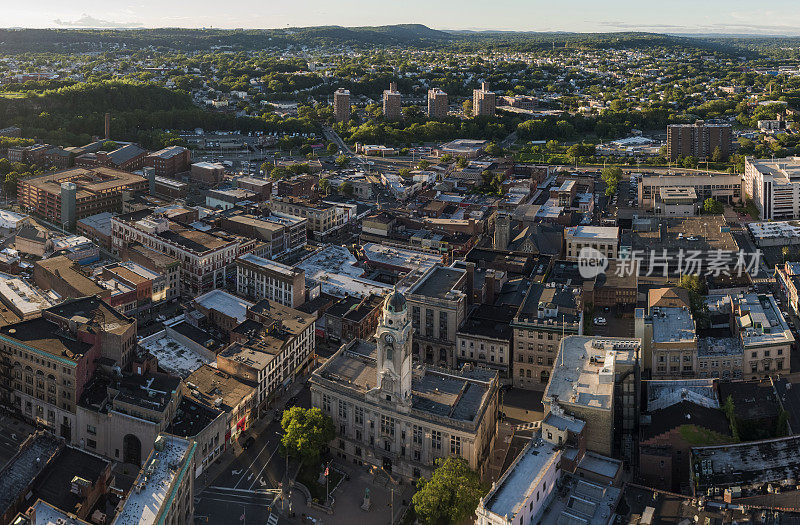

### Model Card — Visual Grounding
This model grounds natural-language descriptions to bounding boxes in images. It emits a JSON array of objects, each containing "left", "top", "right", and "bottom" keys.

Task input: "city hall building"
[{"left": 309, "top": 289, "right": 499, "bottom": 480}]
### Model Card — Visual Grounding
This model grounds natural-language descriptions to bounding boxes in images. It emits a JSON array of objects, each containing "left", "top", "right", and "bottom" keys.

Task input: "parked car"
[
  {"left": 241, "top": 435, "right": 255, "bottom": 450},
  {"left": 593, "top": 317, "right": 607, "bottom": 326}
]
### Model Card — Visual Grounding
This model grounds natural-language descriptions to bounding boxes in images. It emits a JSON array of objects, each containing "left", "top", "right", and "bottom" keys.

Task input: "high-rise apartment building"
[
  {"left": 473, "top": 81, "right": 496, "bottom": 117},
  {"left": 383, "top": 82, "right": 402, "bottom": 121},
  {"left": 333, "top": 88, "right": 351, "bottom": 123},
  {"left": 666, "top": 121, "right": 732, "bottom": 161},
  {"left": 427, "top": 88, "right": 448, "bottom": 119}
]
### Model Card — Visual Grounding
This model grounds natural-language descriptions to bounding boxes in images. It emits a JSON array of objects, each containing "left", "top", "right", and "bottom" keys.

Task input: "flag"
[
  {"left": 324, "top": 467, "right": 329, "bottom": 477},
  {"left": 240, "top": 514, "right": 245, "bottom": 521}
]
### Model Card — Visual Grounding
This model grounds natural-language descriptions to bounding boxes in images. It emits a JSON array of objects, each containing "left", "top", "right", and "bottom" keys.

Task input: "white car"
[{"left": 593, "top": 317, "right": 607, "bottom": 326}]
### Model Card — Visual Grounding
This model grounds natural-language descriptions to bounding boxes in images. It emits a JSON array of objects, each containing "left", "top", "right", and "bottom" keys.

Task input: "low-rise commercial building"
[{"left": 235, "top": 254, "right": 305, "bottom": 307}]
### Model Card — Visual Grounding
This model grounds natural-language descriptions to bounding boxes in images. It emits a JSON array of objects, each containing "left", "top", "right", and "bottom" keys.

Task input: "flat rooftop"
[
  {"left": 238, "top": 253, "right": 301, "bottom": 277},
  {"left": 485, "top": 435, "right": 560, "bottom": 518},
  {"left": 185, "top": 364, "right": 255, "bottom": 412},
  {"left": 113, "top": 435, "right": 195, "bottom": 525},
  {"left": 22, "top": 167, "right": 146, "bottom": 198},
  {"left": 361, "top": 243, "right": 442, "bottom": 272},
  {"left": 315, "top": 340, "right": 495, "bottom": 425},
  {"left": 564, "top": 225, "right": 619, "bottom": 241},
  {"left": 34, "top": 447, "right": 110, "bottom": 516},
  {"left": 0, "top": 317, "right": 91, "bottom": 362},
  {"left": 297, "top": 244, "right": 391, "bottom": 298},
  {"left": 544, "top": 336, "right": 639, "bottom": 411},
  {"left": 408, "top": 266, "right": 465, "bottom": 300},
  {"left": 193, "top": 289, "right": 253, "bottom": 324},
  {"left": 736, "top": 293, "right": 793, "bottom": 347},
  {"left": 0, "top": 433, "right": 62, "bottom": 516},
  {"left": 692, "top": 434, "right": 800, "bottom": 492},
  {"left": 651, "top": 306, "right": 696, "bottom": 344},
  {"left": 138, "top": 327, "right": 215, "bottom": 379}
]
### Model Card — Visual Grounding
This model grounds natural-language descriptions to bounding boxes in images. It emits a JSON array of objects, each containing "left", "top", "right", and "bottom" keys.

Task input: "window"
[
  {"left": 355, "top": 406, "right": 364, "bottom": 425},
  {"left": 431, "top": 430, "right": 442, "bottom": 450},
  {"left": 87, "top": 425, "right": 96, "bottom": 435},
  {"left": 87, "top": 439, "right": 97, "bottom": 449},
  {"left": 381, "top": 415, "right": 396, "bottom": 436},
  {"left": 412, "top": 425, "right": 422, "bottom": 445},
  {"left": 338, "top": 400, "right": 348, "bottom": 419},
  {"left": 450, "top": 435, "right": 461, "bottom": 456},
  {"left": 322, "top": 394, "right": 331, "bottom": 412}
]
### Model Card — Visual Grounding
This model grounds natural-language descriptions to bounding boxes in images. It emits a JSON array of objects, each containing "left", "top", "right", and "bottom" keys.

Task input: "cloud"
[
  {"left": 53, "top": 14, "right": 143, "bottom": 28},
  {"left": 595, "top": 18, "right": 800, "bottom": 36}
]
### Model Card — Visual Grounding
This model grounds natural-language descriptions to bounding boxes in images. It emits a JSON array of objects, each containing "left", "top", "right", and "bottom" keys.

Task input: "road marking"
[
  {"left": 196, "top": 496, "right": 273, "bottom": 506},
  {"left": 233, "top": 439, "right": 273, "bottom": 489},
  {"left": 247, "top": 443, "right": 281, "bottom": 490},
  {"left": 268, "top": 514, "right": 279, "bottom": 525}
]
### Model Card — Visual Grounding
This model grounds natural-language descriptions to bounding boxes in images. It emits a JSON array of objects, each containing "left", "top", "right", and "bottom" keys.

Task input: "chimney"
[
  {"left": 389, "top": 82, "right": 397, "bottom": 92},
  {"left": 481, "top": 81, "right": 490, "bottom": 91},
  {"left": 104, "top": 112, "right": 111, "bottom": 140}
]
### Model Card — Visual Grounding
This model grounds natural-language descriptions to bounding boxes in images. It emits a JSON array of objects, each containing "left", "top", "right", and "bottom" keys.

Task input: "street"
[{"left": 195, "top": 386, "right": 311, "bottom": 524}]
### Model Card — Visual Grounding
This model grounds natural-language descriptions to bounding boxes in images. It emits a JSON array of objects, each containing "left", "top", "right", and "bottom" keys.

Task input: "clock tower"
[{"left": 374, "top": 287, "right": 413, "bottom": 406}]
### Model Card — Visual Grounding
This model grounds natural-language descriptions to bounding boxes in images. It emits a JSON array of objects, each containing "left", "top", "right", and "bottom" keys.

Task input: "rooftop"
[
  {"left": 185, "top": 364, "right": 255, "bottom": 412},
  {"left": 33, "top": 447, "right": 110, "bottom": 516},
  {"left": 138, "top": 326, "right": 215, "bottom": 379},
  {"left": 193, "top": 289, "right": 253, "bottom": 324},
  {"left": 692, "top": 434, "right": 800, "bottom": 492},
  {"left": 0, "top": 317, "right": 91, "bottom": 362},
  {"left": 113, "top": 435, "right": 195, "bottom": 525},
  {"left": 0, "top": 433, "right": 62, "bottom": 516},
  {"left": 407, "top": 265, "right": 466, "bottom": 301},
  {"left": 315, "top": 340, "right": 496, "bottom": 425},
  {"left": 23, "top": 167, "right": 146, "bottom": 198},
  {"left": 237, "top": 253, "right": 301, "bottom": 277},
  {"left": 645, "top": 379, "right": 719, "bottom": 412},
  {"left": 296, "top": 244, "right": 391, "bottom": 298},
  {"left": 735, "top": 293, "right": 793, "bottom": 347},
  {"left": 485, "top": 435, "right": 561, "bottom": 519},
  {"left": 361, "top": 243, "right": 442, "bottom": 272},
  {"left": 515, "top": 281, "right": 582, "bottom": 325},
  {"left": 650, "top": 306, "right": 697, "bottom": 344},
  {"left": 564, "top": 225, "right": 619, "bottom": 241},
  {"left": 544, "top": 336, "right": 639, "bottom": 411}
]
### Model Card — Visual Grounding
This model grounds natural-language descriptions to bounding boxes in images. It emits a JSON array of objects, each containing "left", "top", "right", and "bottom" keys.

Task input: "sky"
[{"left": 4, "top": 0, "right": 800, "bottom": 36}]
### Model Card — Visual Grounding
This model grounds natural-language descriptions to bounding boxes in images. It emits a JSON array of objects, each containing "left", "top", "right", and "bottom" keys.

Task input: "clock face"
[{"left": 384, "top": 333, "right": 395, "bottom": 344}]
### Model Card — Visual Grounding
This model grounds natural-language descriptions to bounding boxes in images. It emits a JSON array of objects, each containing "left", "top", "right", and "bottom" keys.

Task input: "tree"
[
  {"left": 340, "top": 181, "right": 354, "bottom": 196},
  {"left": 682, "top": 156, "right": 698, "bottom": 169},
  {"left": 601, "top": 166, "right": 623, "bottom": 197},
  {"left": 462, "top": 99, "right": 473, "bottom": 116},
  {"left": 703, "top": 198, "right": 723, "bottom": 214},
  {"left": 417, "top": 159, "right": 430, "bottom": 170},
  {"left": 456, "top": 156, "right": 468, "bottom": 169},
  {"left": 398, "top": 168, "right": 411, "bottom": 178},
  {"left": 318, "top": 178, "right": 331, "bottom": 196},
  {"left": 412, "top": 457, "right": 485, "bottom": 525},
  {"left": 440, "top": 154, "right": 453, "bottom": 163},
  {"left": 326, "top": 143, "right": 339, "bottom": 155},
  {"left": 270, "top": 166, "right": 291, "bottom": 180},
  {"left": 101, "top": 140, "right": 118, "bottom": 151},
  {"left": 485, "top": 142, "right": 503, "bottom": 156},
  {"left": 335, "top": 154, "right": 350, "bottom": 167},
  {"left": 711, "top": 146, "right": 726, "bottom": 163},
  {"left": 280, "top": 407, "right": 334, "bottom": 467}
]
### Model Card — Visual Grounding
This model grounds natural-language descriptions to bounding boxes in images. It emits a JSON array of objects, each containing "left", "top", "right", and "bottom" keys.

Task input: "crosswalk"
[{"left": 267, "top": 513, "right": 279, "bottom": 525}]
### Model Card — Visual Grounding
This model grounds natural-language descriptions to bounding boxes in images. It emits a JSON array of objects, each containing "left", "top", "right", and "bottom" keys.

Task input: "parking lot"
[{"left": 589, "top": 306, "right": 635, "bottom": 339}]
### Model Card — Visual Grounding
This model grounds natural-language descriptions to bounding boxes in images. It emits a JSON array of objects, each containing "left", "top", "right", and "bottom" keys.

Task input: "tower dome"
[{"left": 385, "top": 288, "right": 407, "bottom": 314}]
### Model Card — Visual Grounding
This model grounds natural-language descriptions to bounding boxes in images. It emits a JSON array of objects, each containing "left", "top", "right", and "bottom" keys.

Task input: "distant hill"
[{"left": 0, "top": 24, "right": 452, "bottom": 53}]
